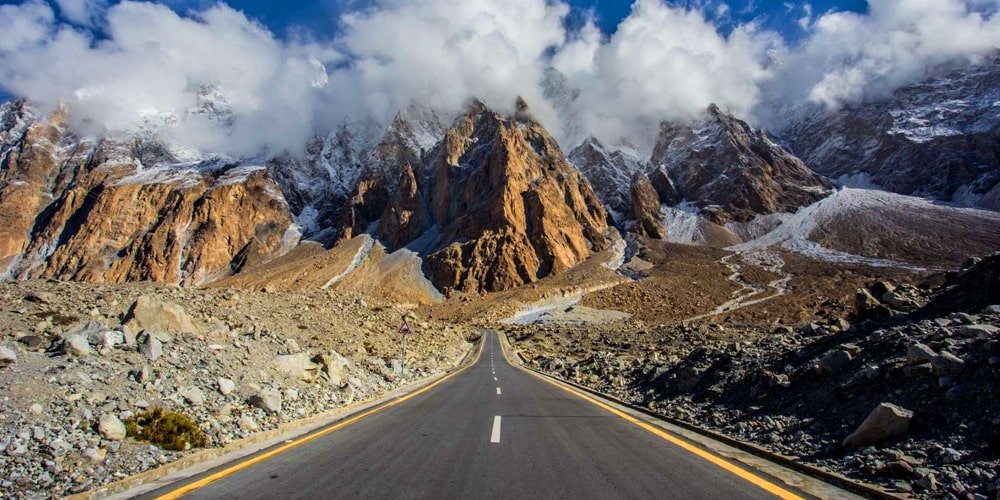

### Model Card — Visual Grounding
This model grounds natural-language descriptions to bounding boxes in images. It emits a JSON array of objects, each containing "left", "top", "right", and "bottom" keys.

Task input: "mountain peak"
[{"left": 650, "top": 109, "right": 833, "bottom": 224}]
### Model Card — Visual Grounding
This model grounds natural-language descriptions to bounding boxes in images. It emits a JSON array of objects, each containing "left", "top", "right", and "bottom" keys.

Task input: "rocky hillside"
[
  {"left": 783, "top": 57, "right": 1000, "bottom": 210},
  {"left": 508, "top": 256, "right": 1000, "bottom": 498},
  {"left": 0, "top": 101, "right": 295, "bottom": 286},
  {"left": 0, "top": 280, "right": 471, "bottom": 497},
  {"left": 421, "top": 99, "right": 611, "bottom": 294}
]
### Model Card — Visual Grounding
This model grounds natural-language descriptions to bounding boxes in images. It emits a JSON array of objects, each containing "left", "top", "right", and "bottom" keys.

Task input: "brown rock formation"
[
  {"left": 0, "top": 101, "right": 294, "bottom": 286},
  {"left": 422, "top": 99, "right": 610, "bottom": 294},
  {"left": 630, "top": 173, "right": 666, "bottom": 239}
]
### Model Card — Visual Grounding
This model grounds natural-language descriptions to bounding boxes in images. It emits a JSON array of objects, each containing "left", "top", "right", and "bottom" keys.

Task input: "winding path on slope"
[{"left": 682, "top": 250, "right": 792, "bottom": 323}]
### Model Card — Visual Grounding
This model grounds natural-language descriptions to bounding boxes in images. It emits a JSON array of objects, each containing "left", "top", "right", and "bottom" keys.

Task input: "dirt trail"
[{"left": 683, "top": 250, "right": 791, "bottom": 322}]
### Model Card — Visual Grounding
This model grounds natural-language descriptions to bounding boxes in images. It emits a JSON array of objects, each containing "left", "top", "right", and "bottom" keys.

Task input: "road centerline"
[{"left": 491, "top": 416, "right": 502, "bottom": 443}]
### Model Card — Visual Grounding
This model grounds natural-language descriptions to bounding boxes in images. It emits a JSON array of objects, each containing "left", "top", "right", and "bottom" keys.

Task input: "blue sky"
[
  {"left": 2, "top": 0, "right": 870, "bottom": 42},
  {"left": 207, "top": 0, "right": 864, "bottom": 40}
]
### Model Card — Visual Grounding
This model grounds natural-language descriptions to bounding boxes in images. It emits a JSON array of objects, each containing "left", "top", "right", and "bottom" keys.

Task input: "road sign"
[
  {"left": 398, "top": 321, "right": 413, "bottom": 335},
  {"left": 398, "top": 320, "right": 413, "bottom": 378}
]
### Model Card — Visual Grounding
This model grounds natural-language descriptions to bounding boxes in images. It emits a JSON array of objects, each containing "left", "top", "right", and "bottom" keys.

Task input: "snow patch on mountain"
[{"left": 660, "top": 202, "right": 703, "bottom": 244}]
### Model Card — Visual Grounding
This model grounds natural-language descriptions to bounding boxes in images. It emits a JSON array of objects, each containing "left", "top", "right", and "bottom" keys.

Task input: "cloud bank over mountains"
[{"left": 1, "top": 0, "right": 998, "bottom": 156}]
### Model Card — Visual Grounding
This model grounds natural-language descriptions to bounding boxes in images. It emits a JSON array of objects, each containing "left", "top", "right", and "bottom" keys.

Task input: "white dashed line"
[
  {"left": 491, "top": 415, "right": 502, "bottom": 443},
  {"left": 494, "top": 377, "right": 497, "bottom": 381},
  {"left": 496, "top": 387, "right": 501, "bottom": 395}
]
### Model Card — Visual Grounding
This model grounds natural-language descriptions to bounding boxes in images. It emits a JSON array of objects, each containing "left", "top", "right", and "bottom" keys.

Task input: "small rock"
[
  {"left": 29, "top": 403, "right": 43, "bottom": 414},
  {"left": 906, "top": 343, "right": 938, "bottom": 365},
  {"left": 218, "top": 378, "right": 235, "bottom": 396},
  {"left": 818, "top": 350, "right": 852, "bottom": 375},
  {"left": 139, "top": 334, "right": 163, "bottom": 361},
  {"left": 24, "top": 291, "right": 54, "bottom": 304},
  {"left": 0, "top": 346, "right": 16, "bottom": 367},
  {"left": 62, "top": 334, "right": 92, "bottom": 357},
  {"left": 97, "top": 414, "right": 127, "bottom": 441},
  {"left": 932, "top": 351, "right": 965, "bottom": 374},
  {"left": 132, "top": 365, "right": 151, "bottom": 383},
  {"left": 16, "top": 335, "right": 47, "bottom": 351},
  {"left": 82, "top": 447, "right": 107, "bottom": 464},
  {"left": 237, "top": 415, "right": 258, "bottom": 432},
  {"left": 179, "top": 386, "right": 206, "bottom": 406}
]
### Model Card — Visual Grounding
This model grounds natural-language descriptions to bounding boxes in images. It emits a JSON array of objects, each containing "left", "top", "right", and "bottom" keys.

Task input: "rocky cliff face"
[
  {"left": 783, "top": 58, "right": 1000, "bottom": 209},
  {"left": 341, "top": 106, "right": 444, "bottom": 246},
  {"left": 629, "top": 173, "right": 666, "bottom": 239},
  {"left": 421, "top": 99, "right": 610, "bottom": 294},
  {"left": 650, "top": 105, "right": 834, "bottom": 224},
  {"left": 0, "top": 101, "right": 295, "bottom": 286},
  {"left": 568, "top": 137, "right": 645, "bottom": 223}
]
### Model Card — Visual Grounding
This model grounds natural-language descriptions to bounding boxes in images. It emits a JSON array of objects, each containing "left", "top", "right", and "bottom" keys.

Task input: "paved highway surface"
[{"left": 143, "top": 331, "right": 813, "bottom": 499}]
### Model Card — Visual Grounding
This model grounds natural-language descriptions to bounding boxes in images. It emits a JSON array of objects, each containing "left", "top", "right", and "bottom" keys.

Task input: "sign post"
[{"left": 398, "top": 317, "right": 413, "bottom": 377}]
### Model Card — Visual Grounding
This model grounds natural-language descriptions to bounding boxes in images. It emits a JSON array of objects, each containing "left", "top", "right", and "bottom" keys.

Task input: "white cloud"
[
  {"left": 0, "top": 0, "right": 998, "bottom": 158},
  {"left": 559, "top": 0, "right": 780, "bottom": 149},
  {"left": 775, "top": 0, "right": 1000, "bottom": 113},
  {"left": 797, "top": 3, "right": 813, "bottom": 30},
  {"left": 0, "top": 1, "right": 337, "bottom": 156},
  {"left": 54, "top": 0, "right": 108, "bottom": 27},
  {"left": 0, "top": 0, "right": 53, "bottom": 52},
  {"left": 328, "top": 0, "right": 569, "bottom": 130}
]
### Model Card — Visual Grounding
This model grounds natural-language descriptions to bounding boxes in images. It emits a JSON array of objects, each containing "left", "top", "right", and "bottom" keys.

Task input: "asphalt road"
[{"left": 145, "top": 331, "right": 810, "bottom": 500}]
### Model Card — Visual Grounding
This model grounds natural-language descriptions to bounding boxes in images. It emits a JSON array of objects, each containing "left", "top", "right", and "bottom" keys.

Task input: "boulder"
[
  {"left": 93, "top": 330, "right": 124, "bottom": 353},
  {"left": 315, "top": 351, "right": 350, "bottom": 387},
  {"left": 882, "top": 291, "right": 918, "bottom": 312},
  {"left": 97, "top": 414, "right": 127, "bottom": 441},
  {"left": 124, "top": 295, "right": 200, "bottom": 334},
  {"left": 248, "top": 389, "right": 282, "bottom": 414},
  {"left": 274, "top": 352, "right": 320, "bottom": 382},
  {"left": 960, "top": 324, "right": 998, "bottom": 338},
  {"left": 843, "top": 403, "right": 914, "bottom": 449},
  {"left": 903, "top": 363, "right": 933, "bottom": 378},
  {"left": 855, "top": 288, "right": 890, "bottom": 319}
]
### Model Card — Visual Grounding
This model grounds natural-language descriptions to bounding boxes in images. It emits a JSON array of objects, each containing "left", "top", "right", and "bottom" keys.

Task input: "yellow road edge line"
[
  {"left": 155, "top": 338, "right": 485, "bottom": 500},
  {"left": 497, "top": 332, "right": 805, "bottom": 500}
]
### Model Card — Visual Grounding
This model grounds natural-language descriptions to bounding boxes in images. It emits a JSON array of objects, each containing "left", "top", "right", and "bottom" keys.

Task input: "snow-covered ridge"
[{"left": 731, "top": 188, "right": 1000, "bottom": 269}]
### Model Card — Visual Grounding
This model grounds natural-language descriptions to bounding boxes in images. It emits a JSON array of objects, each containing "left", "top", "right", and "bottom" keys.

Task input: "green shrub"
[{"left": 124, "top": 407, "right": 208, "bottom": 451}]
